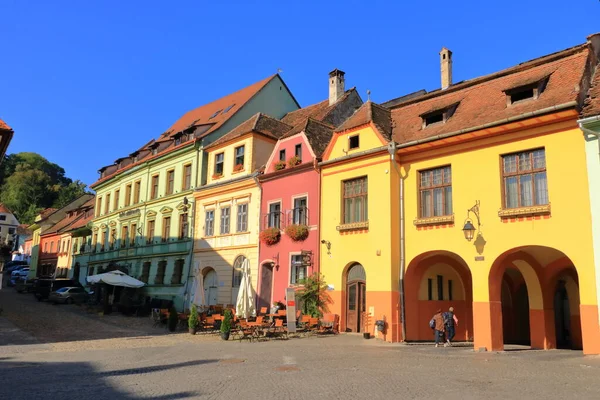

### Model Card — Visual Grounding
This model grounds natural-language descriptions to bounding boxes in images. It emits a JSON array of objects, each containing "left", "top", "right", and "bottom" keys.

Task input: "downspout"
[
  {"left": 182, "top": 196, "right": 196, "bottom": 311},
  {"left": 252, "top": 172, "right": 263, "bottom": 307},
  {"left": 578, "top": 115, "right": 600, "bottom": 159},
  {"left": 387, "top": 141, "right": 406, "bottom": 342}
]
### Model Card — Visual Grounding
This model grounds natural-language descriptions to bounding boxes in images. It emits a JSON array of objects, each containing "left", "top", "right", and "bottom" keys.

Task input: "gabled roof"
[
  {"left": 0, "top": 203, "right": 13, "bottom": 214},
  {"left": 0, "top": 118, "right": 12, "bottom": 131},
  {"left": 335, "top": 101, "right": 392, "bottom": 140},
  {"left": 39, "top": 208, "right": 58, "bottom": 220},
  {"left": 389, "top": 44, "right": 591, "bottom": 144},
  {"left": 204, "top": 113, "right": 292, "bottom": 150},
  {"left": 294, "top": 118, "right": 335, "bottom": 157},
  {"left": 281, "top": 88, "right": 359, "bottom": 128},
  {"left": 582, "top": 66, "right": 600, "bottom": 118}
]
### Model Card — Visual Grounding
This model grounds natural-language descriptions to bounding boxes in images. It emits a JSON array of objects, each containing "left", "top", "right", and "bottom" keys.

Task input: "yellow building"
[
  {"left": 192, "top": 113, "right": 292, "bottom": 307},
  {"left": 320, "top": 37, "right": 600, "bottom": 354}
]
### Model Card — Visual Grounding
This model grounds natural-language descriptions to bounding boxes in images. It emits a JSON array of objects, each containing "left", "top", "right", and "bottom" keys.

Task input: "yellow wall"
[
  {"left": 402, "top": 121, "right": 598, "bottom": 306},
  {"left": 56, "top": 232, "right": 73, "bottom": 270}
]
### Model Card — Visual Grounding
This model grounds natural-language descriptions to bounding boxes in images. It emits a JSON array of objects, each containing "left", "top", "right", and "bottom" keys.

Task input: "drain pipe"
[
  {"left": 252, "top": 172, "right": 263, "bottom": 307},
  {"left": 388, "top": 141, "right": 406, "bottom": 342},
  {"left": 578, "top": 115, "right": 600, "bottom": 159}
]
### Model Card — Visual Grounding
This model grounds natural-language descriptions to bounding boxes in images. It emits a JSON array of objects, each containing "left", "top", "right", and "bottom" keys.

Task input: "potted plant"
[
  {"left": 220, "top": 309, "right": 233, "bottom": 340},
  {"left": 212, "top": 173, "right": 223, "bottom": 180},
  {"left": 285, "top": 224, "right": 309, "bottom": 242},
  {"left": 287, "top": 156, "right": 301, "bottom": 167},
  {"left": 188, "top": 304, "right": 199, "bottom": 335},
  {"left": 274, "top": 160, "right": 286, "bottom": 171},
  {"left": 260, "top": 227, "right": 281, "bottom": 246},
  {"left": 233, "top": 163, "right": 244, "bottom": 172},
  {"left": 168, "top": 306, "right": 178, "bottom": 332}
]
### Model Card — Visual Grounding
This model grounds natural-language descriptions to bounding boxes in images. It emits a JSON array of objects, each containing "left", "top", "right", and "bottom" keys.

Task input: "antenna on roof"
[{"left": 367, "top": 89, "right": 371, "bottom": 101}]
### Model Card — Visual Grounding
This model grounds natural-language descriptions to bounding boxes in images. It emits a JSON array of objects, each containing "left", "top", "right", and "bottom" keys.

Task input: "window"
[
  {"left": 125, "top": 184, "right": 132, "bottom": 207},
  {"left": 162, "top": 217, "right": 171, "bottom": 242},
  {"left": 109, "top": 228, "right": 116, "bottom": 249},
  {"left": 506, "top": 79, "right": 547, "bottom": 106},
  {"left": 140, "top": 262, "right": 150, "bottom": 283},
  {"left": 89, "top": 266, "right": 95, "bottom": 276},
  {"left": 437, "top": 275, "right": 443, "bottom": 300},
  {"left": 232, "top": 256, "right": 245, "bottom": 287},
  {"left": 205, "top": 210, "right": 215, "bottom": 236},
  {"left": 183, "top": 164, "right": 192, "bottom": 190},
  {"left": 44, "top": 242, "right": 48, "bottom": 253},
  {"left": 290, "top": 254, "right": 306, "bottom": 285},
  {"left": 342, "top": 177, "right": 368, "bottom": 224},
  {"left": 234, "top": 146, "right": 245, "bottom": 167},
  {"left": 8, "top": 227, "right": 15, "bottom": 235},
  {"left": 155, "top": 260, "right": 166, "bottom": 284},
  {"left": 130, "top": 223, "right": 137, "bottom": 246},
  {"left": 151, "top": 175, "right": 159, "bottom": 199},
  {"left": 114, "top": 189, "right": 120, "bottom": 210},
  {"left": 349, "top": 135, "right": 360, "bottom": 150},
  {"left": 268, "top": 202, "right": 281, "bottom": 228},
  {"left": 133, "top": 181, "right": 141, "bottom": 203},
  {"left": 152, "top": 146, "right": 158, "bottom": 156},
  {"left": 209, "top": 110, "right": 222, "bottom": 119},
  {"left": 295, "top": 144, "right": 302, "bottom": 161},
  {"left": 223, "top": 104, "right": 235, "bottom": 114},
  {"left": 220, "top": 207, "right": 230, "bottom": 234},
  {"left": 427, "top": 278, "right": 433, "bottom": 301},
  {"left": 419, "top": 166, "right": 452, "bottom": 218},
  {"left": 424, "top": 111, "right": 444, "bottom": 126},
  {"left": 121, "top": 226, "right": 129, "bottom": 248},
  {"left": 171, "top": 259, "right": 184, "bottom": 284},
  {"left": 279, "top": 149, "right": 286, "bottom": 161},
  {"left": 166, "top": 170, "right": 175, "bottom": 195},
  {"left": 96, "top": 197, "right": 102, "bottom": 216},
  {"left": 293, "top": 197, "right": 307, "bottom": 225},
  {"left": 92, "top": 233, "right": 98, "bottom": 248},
  {"left": 105, "top": 194, "right": 111, "bottom": 214},
  {"left": 147, "top": 220, "right": 155, "bottom": 244},
  {"left": 214, "top": 153, "right": 224, "bottom": 176},
  {"left": 179, "top": 213, "right": 189, "bottom": 239},
  {"left": 448, "top": 280, "right": 453, "bottom": 301},
  {"left": 237, "top": 204, "right": 248, "bottom": 232},
  {"left": 421, "top": 103, "right": 458, "bottom": 128},
  {"left": 0, "top": 215, "right": 5, "bottom": 221},
  {"left": 174, "top": 136, "right": 181, "bottom": 146},
  {"left": 502, "top": 149, "right": 548, "bottom": 208}
]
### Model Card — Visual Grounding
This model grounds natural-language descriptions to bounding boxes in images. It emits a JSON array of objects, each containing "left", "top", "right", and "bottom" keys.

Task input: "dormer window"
[
  {"left": 505, "top": 77, "right": 549, "bottom": 106},
  {"left": 174, "top": 137, "right": 181, "bottom": 146},
  {"left": 421, "top": 103, "right": 459, "bottom": 129},
  {"left": 349, "top": 135, "right": 360, "bottom": 150}
]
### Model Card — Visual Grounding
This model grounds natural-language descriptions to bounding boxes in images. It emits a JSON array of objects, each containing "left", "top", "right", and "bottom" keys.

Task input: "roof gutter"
[
  {"left": 318, "top": 146, "right": 389, "bottom": 167},
  {"left": 577, "top": 115, "right": 600, "bottom": 159},
  {"left": 395, "top": 101, "right": 578, "bottom": 150}
]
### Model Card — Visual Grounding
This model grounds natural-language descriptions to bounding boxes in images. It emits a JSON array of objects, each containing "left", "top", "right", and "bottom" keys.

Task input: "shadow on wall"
[{"left": 0, "top": 359, "right": 213, "bottom": 399}]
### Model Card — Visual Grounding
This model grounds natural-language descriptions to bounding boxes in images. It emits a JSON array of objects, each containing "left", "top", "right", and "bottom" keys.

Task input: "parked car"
[
  {"left": 9, "top": 268, "right": 29, "bottom": 286},
  {"left": 34, "top": 278, "right": 79, "bottom": 301},
  {"left": 3, "top": 261, "right": 29, "bottom": 274},
  {"left": 16, "top": 278, "right": 37, "bottom": 293},
  {"left": 48, "top": 287, "right": 89, "bottom": 304}
]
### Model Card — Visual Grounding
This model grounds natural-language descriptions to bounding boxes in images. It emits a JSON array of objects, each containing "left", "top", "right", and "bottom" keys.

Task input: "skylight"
[
  {"left": 223, "top": 104, "right": 235, "bottom": 114},
  {"left": 505, "top": 76, "right": 549, "bottom": 106},
  {"left": 209, "top": 110, "right": 222, "bottom": 119}
]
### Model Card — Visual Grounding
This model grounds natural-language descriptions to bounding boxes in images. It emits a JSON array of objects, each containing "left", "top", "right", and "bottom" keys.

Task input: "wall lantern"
[
  {"left": 462, "top": 201, "right": 481, "bottom": 242},
  {"left": 321, "top": 239, "right": 331, "bottom": 255}
]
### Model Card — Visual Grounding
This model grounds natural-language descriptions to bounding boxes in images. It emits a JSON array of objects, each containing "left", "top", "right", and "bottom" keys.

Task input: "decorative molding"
[
  {"left": 498, "top": 204, "right": 551, "bottom": 218},
  {"left": 413, "top": 215, "right": 455, "bottom": 227},
  {"left": 108, "top": 220, "right": 117, "bottom": 227},
  {"left": 336, "top": 221, "right": 369, "bottom": 232},
  {"left": 160, "top": 206, "right": 174, "bottom": 215},
  {"left": 146, "top": 210, "right": 157, "bottom": 218}
]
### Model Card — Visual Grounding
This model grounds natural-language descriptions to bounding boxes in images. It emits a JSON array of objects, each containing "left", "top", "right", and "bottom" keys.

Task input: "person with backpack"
[
  {"left": 442, "top": 307, "right": 459, "bottom": 347},
  {"left": 430, "top": 309, "right": 445, "bottom": 347}
]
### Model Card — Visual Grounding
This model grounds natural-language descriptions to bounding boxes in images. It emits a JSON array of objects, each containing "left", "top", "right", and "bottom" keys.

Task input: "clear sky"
[{"left": 1, "top": 0, "right": 598, "bottom": 187}]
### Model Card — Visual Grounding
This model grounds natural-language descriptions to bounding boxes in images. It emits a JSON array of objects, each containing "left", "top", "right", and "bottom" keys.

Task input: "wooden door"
[
  {"left": 346, "top": 281, "right": 366, "bottom": 333},
  {"left": 258, "top": 264, "right": 273, "bottom": 312}
]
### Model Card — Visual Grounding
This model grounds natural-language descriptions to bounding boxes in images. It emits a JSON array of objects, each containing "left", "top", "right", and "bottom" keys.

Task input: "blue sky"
[{"left": 1, "top": 0, "right": 598, "bottom": 186}]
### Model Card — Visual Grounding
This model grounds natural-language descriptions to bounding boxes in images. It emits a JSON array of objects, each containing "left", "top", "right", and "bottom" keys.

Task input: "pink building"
[{"left": 257, "top": 70, "right": 362, "bottom": 310}]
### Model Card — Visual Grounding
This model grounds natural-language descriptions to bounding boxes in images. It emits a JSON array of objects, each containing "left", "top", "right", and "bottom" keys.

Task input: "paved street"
[{"left": 1, "top": 288, "right": 600, "bottom": 400}]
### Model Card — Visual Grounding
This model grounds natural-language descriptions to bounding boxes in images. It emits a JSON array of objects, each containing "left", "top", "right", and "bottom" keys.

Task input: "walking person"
[
  {"left": 430, "top": 309, "right": 445, "bottom": 348},
  {"left": 442, "top": 306, "right": 459, "bottom": 347}
]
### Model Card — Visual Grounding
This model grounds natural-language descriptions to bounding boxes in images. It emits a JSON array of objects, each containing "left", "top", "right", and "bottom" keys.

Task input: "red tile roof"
[
  {"left": 0, "top": 118, "right": 11, "bottom": 131},
  {"left": 389, "top": 44, "right": 591, "bottom": 144},
  {"left": 204, "top": 113, "right": 292, "bottom": 150},
  {"left": 0, "top": 203, "right": 12, "bottom": 214},
  {"left": 91, "top": 75, "right": 280, "bottom": 188},
  {"left": 335, "top": 101, "right": 392, "bottom": 140},
  {"left": 39, "top": 208, "right": 58, "bottom": 220},
  {"left": 583, "top": 66, "right": 600, "bottom": 118}
]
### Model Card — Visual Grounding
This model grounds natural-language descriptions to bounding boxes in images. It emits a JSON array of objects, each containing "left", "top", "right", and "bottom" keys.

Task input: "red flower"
[
  {"left": 285, "top": 224, "right": 309, "bottom": 242},
  {"left": 260, "top": 227, "right": 281, "bottom": 246}
]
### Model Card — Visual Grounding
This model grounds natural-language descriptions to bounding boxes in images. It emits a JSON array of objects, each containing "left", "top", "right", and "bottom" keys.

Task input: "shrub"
[
  {"left": 220, "top": 309, "right": 233, "bottom": 333},
  {"left": 168, "top": 306, "right": 178, "bottom": 332},
  {"left": 287, "top": 156, "right": 301, "bottom": 167},
  {"left": 274, "top": 160, "right": 286, "bottom": 171},
  {"left": 188, "top": 304, "right": 199, "bottom": 329},
  {"left": 260, "top": 227, "right": 281, "bottom": 246},
  {"left": 285, "top": 224, "right": 309, "bottom": 241}
]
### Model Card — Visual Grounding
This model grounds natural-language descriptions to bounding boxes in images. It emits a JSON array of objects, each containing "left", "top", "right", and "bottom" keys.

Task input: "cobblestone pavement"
[{"left": 1, "top": 288, "right": 600, "bottom": 400}]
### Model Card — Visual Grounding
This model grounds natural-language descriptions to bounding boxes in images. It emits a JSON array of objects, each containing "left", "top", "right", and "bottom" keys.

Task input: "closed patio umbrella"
[
  {"left": 235, "top": 259, "right": 256, "bottom": 319},
  {"left": 86, "top": 270, "right": 145, "bottom": 288},
  {"left": 193, "top": 272, "right": 206, "bottom": 307}
]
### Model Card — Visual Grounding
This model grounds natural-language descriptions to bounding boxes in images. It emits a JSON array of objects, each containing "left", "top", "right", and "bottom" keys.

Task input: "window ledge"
[
  {"left": 336, "top": 221, "right": 369, "bottom": 232},
  {"left": 232, "top": 168, "right": 246, "bottom": 175},
  {"left": 413, "top": 215, "right": 454, "bottom": 227},
  {"left": 498, "top": 204, "right": 551, "bottom": 218}
]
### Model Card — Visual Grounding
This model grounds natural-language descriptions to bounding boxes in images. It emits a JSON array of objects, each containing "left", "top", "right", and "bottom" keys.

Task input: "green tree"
[
  {"left": 53, "top": 180, "right": 88, "bottom": 209},
  {"left": 296, "top": 273, "right": 332, "bottom": 318}
]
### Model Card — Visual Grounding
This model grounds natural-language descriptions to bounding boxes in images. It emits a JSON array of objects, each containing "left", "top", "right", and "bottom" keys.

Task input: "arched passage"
[
  {"left": 405, "top": 251, "right": 473, "bottom": 342},
  {"left": 201, "top": 267, "right": 218, "bottom": 306}
]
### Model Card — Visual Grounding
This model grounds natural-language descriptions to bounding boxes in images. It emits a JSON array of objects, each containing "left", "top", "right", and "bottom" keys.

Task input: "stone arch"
[{"left": 405, "top": 251, "right": 473, "bottom": 342}]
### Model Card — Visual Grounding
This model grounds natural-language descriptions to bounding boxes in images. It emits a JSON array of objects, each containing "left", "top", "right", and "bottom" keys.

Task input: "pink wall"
[{"left": 258, "top": 134, "right": 321, "bottom": 309}]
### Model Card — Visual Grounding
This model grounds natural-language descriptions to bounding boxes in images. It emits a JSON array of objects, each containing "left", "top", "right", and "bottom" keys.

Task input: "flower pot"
[
  {"left": 220, "top": 331, "right": 230, "bottom": 341},
  {"left": 363, "top": 332, "right": 371, "bottom": 339},
  {"left": 189, "top": 327, "right": 197, "bottom": 335}
]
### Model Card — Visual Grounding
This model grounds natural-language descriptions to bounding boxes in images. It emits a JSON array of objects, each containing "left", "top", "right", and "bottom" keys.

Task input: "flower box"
[
  {"left": 212, "top": 173, "right": 223, "bottom": 180},
  {"left": 260, "top": 227, "right": 281, "bottom": 246},
  {"left": 287, "top": 156, "right": 301, "bottom": 167},
  {"left": 233, "top": 164, "right": 244, "bottom": 172},
  {"left": 274, "top": 160, "right": 286, "bottom": 171},
  {"left": 285, "top": 224, "right": 309, "bottom": 242}
]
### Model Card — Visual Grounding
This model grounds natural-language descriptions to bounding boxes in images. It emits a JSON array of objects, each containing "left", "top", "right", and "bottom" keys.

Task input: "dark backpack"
[
  {"left": 429, "top": 317, "right": 436, "bottom": 329},
  {"left": 443, "top": 312, "right": 454, "bottom": 327}
]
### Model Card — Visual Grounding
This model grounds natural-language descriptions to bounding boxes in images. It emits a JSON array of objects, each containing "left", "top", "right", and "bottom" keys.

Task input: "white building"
[{"left": 0, "top": 203, "right": 20, "bottom": 247}]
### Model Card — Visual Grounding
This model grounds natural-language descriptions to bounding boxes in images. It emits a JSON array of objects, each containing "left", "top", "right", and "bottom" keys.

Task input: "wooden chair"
[
  {"left": 151, "top": 309, "right": 163, "bottom": 327},
  {"left": 233, "top": 320, "right": 256, "bottom": 342},
  {"left": 271, "top": 318, "right": 288, "bottom": 339},
  {"left": 260, "top": 307, "right": 268, "bottom": 315},
  {"left": 308, "top": 317, "right": 319, "bottom": 334},
  {"left": 319, "top": 314, "right": 339, "bottom": 334},
  {"left": 277, "top": 310, "right": 286, "bottom": 317}
]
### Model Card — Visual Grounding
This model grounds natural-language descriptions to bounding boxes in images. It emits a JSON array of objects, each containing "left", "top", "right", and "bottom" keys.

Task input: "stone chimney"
[
  {"left": 329, "top": 69, "right": 346, "bottom": 105},
  {"left": 588, "top": 33, "right": 600, "bottom": 61},
  {"left": 440, "top": 47, "right": 453, "bottom": 90}
]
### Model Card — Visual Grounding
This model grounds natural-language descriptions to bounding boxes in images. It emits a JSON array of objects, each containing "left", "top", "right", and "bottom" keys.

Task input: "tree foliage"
[
  {"left": 296, "top": 273, "right": 332, "bottom": 318},
  {"left": 0, "top": 152, "right": 89, "bottom": 224}
]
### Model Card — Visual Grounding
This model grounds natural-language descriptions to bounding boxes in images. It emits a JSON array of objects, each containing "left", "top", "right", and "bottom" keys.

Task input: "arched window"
[{"left": 232, "top": 255, "right": 246, "bottom": 287}]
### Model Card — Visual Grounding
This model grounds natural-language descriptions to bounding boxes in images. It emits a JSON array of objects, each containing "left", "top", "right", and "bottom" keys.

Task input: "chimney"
[
  {"left": 440, "top": 47, "right": 453, "bottom": 90},
  {"left": 588, "top": 33, "right": 600, "bottom": 61},
  {"left": 329, "top": 69, "right": 346, "bottom": 105}
]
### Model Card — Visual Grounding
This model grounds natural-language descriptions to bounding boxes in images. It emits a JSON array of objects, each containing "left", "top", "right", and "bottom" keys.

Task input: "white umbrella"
[
  {"left": 193, "top": 271, "right": 206, "bottom": 307},
  {"left": 87, "top": 270, "right": 145, "bottom": 288},
  {"left": 235, "top": 259, "right": 256, "bottom": 319}
]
